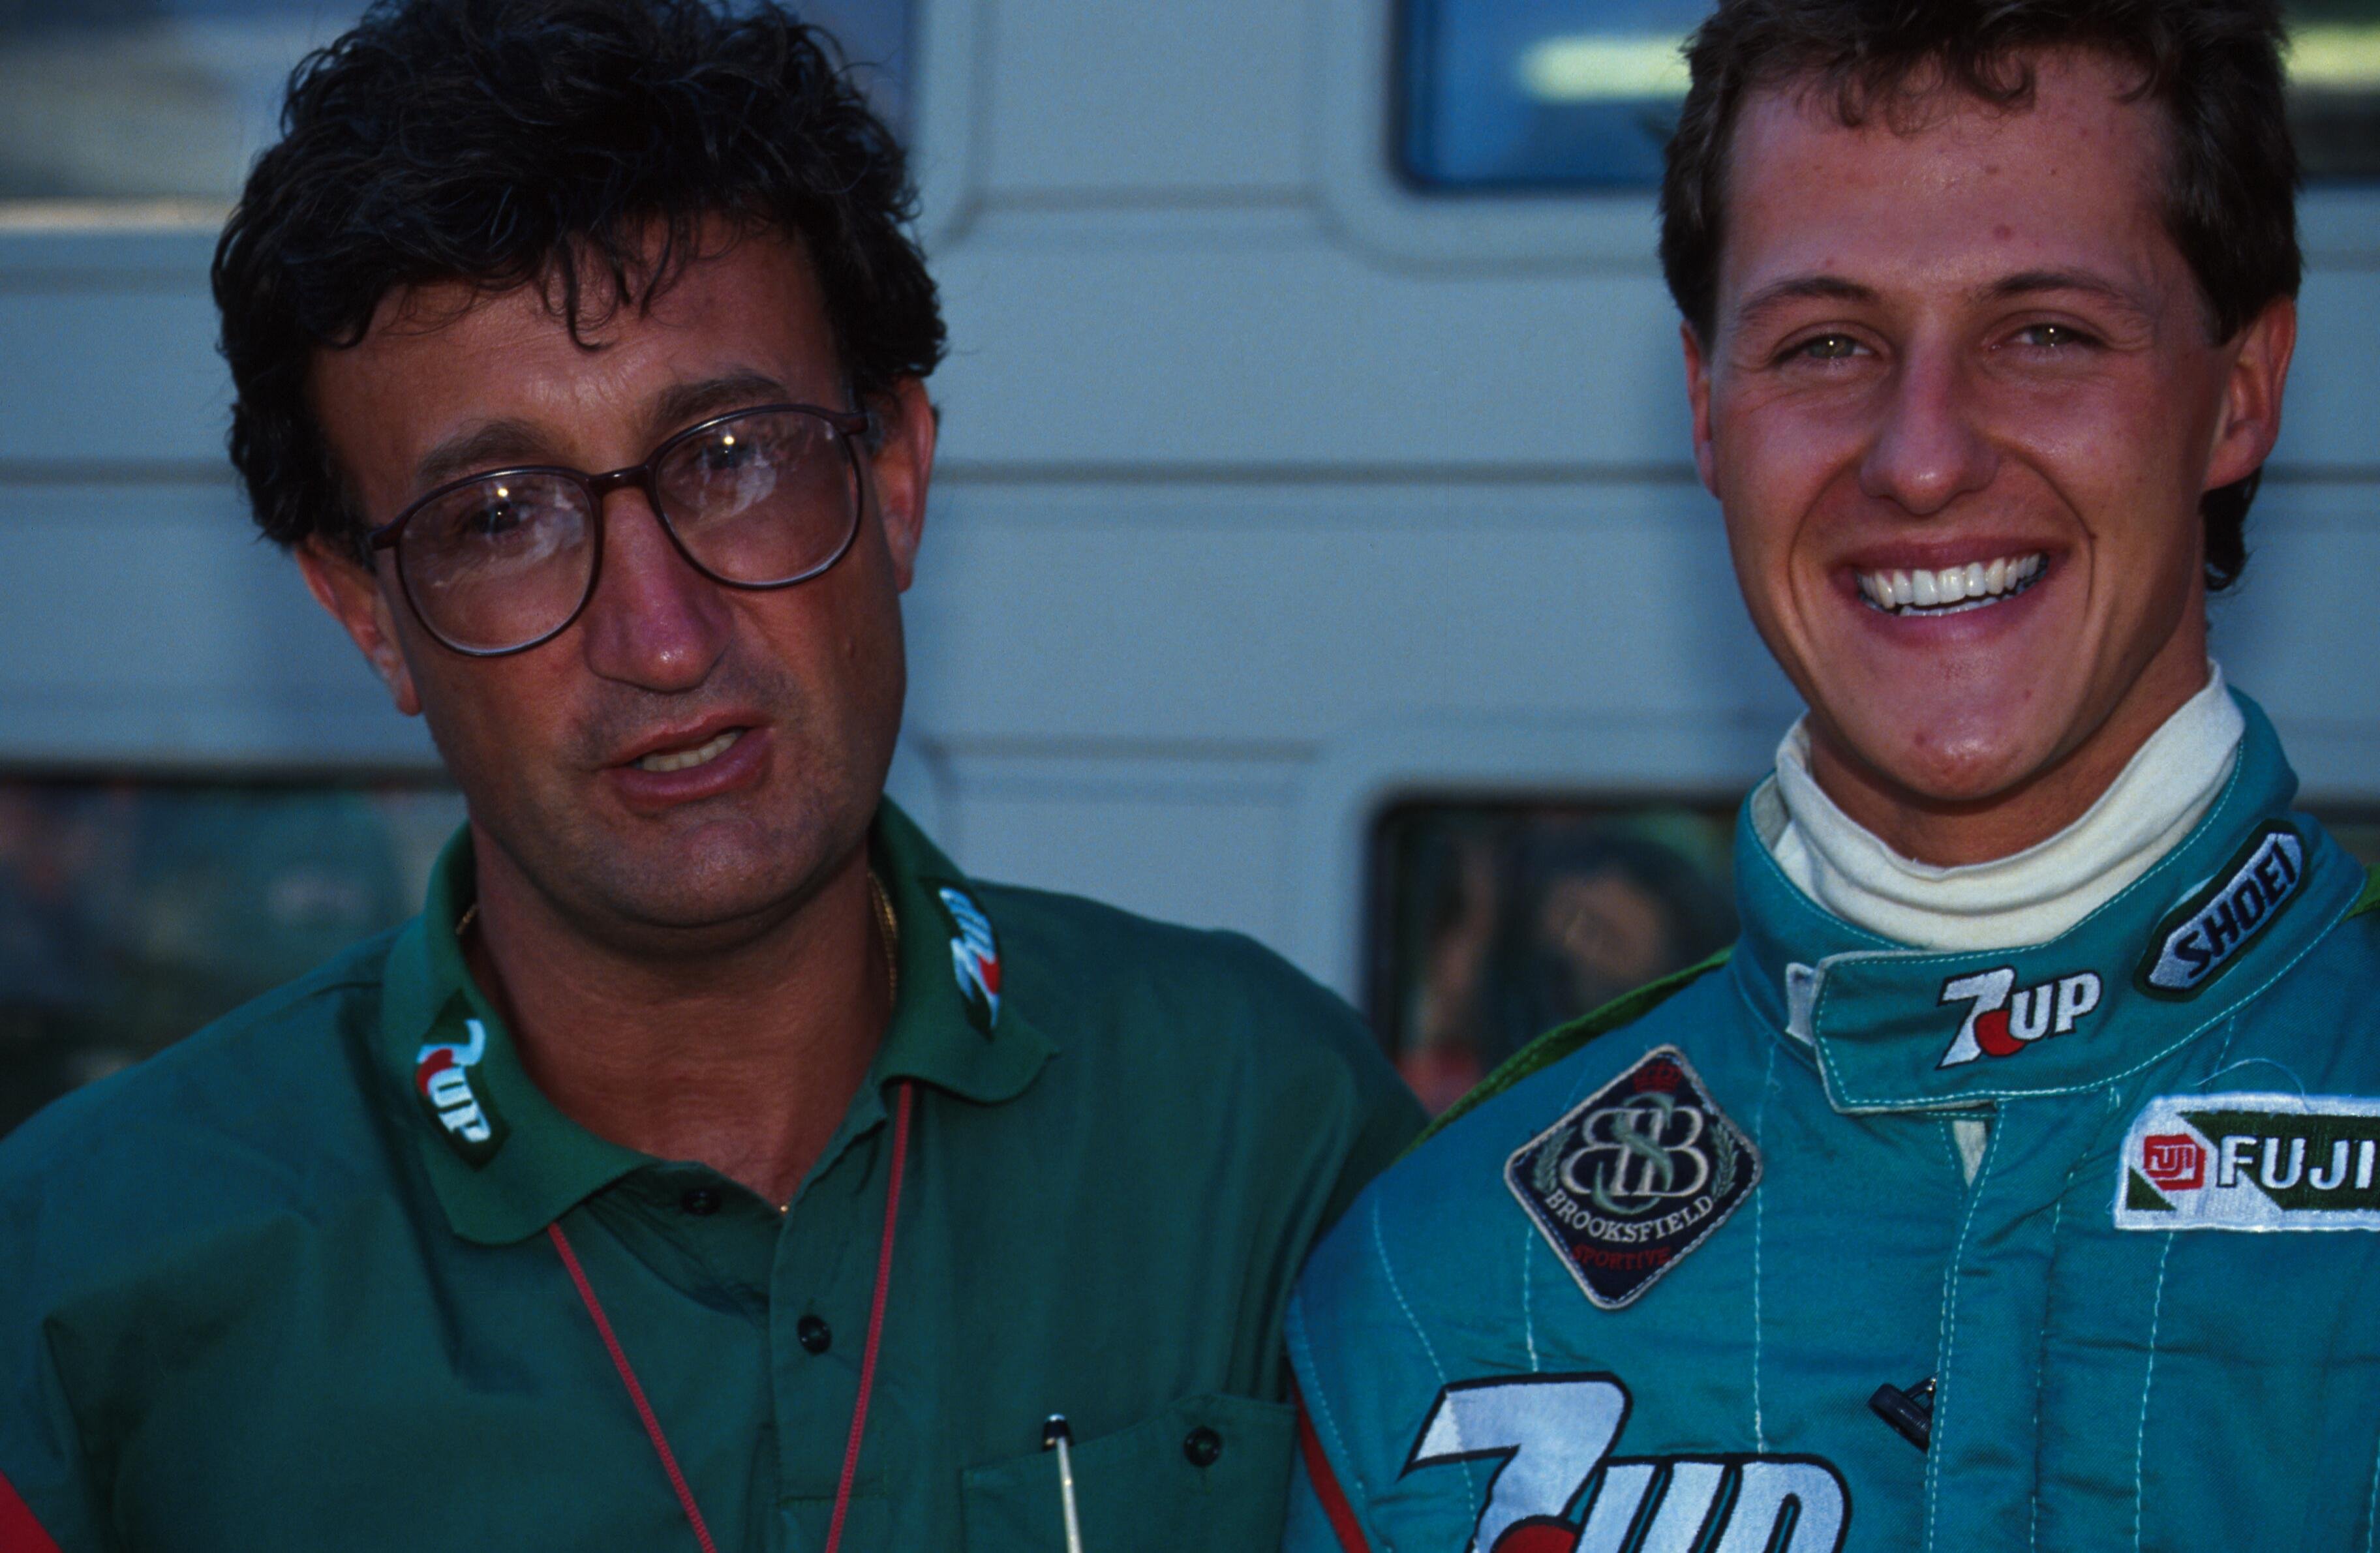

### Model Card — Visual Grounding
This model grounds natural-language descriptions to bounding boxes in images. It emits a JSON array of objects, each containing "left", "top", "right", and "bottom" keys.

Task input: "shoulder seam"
[{"left": 1403, "top": 947, "right": 1735, "bottom": 1154}]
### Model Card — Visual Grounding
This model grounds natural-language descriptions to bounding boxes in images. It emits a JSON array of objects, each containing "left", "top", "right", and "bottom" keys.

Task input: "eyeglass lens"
[{"left": 397, "top": 409, "right": 860, "bottom": 654}]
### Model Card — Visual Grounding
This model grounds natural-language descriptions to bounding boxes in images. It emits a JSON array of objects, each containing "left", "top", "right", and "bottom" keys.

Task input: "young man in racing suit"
[{"left": 1285, "top": 1, "right": 2380, "bottom": 1548}]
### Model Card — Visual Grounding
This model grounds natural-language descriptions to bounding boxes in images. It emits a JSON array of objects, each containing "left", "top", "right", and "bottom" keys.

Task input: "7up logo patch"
[
  {"left": 932, "top": 884, "right": 1001, "bottom": 1034},
  {"left": 1506, "top": 1047, "right": 1760, "bottom": 1310},
  {"left": 1407, "top": 1374, "right": 1847, "bottom": 1553},
  {"left": 414, "top": 1016, "right": 508, "bottom": 1166},
  {"left": 1935, "top": 966, "right": 2101, "bottom": 1068},
  {"left": 2115, "top": 1093, "right": 2380, "bottom": 1230}
]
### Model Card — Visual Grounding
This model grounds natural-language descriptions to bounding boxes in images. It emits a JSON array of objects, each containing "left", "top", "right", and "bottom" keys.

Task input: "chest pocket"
[{"left": 960, "top": 1393, "right": 1294, "bottom": 1552}]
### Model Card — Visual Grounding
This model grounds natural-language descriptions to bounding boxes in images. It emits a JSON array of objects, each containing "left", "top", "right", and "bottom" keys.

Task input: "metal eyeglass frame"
[{"left": 365, "top": 401, "right": 875, "bottom": 657}]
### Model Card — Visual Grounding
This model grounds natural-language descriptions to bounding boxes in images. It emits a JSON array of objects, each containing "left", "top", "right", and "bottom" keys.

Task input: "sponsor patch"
[
  {"left": 415, "top": 1017, "right": 508, "bottom": 1166},
  {"left": 930, "top": 883, "right": 1001, "bottom": 1033},
  {"left": 1405, "top": 1374, "right": 1848, "bottom": 1553},
  {"left": 1934, "top": 967, "right": 2102, "bottom": 1068},
  {"left": 2114, "top": 1093, "right": 2380, "bottom": 1230},
  {"left": 2136, "top": 821, "right": 2306, "bottom": 1000},
  {"left": 1506, "top": 1046, "right": 1760, "bottom": 1311}
]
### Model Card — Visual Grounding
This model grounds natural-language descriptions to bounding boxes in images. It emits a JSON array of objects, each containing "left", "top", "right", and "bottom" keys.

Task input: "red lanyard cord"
[
  {"left": 548, "top": 1078, "right": 917, "bottom": 1553},
  {"left": 546, "top": 1218, "right": 721, "bottom": 1553},
  {"left": 825, "top": 1078, "right": 913, "bottom": 1552}
]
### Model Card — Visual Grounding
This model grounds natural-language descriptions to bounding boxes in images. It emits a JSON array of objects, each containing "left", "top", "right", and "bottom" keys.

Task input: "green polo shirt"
[{"left": 0, "top": 802, "right": 1421, "bottom": 1552}]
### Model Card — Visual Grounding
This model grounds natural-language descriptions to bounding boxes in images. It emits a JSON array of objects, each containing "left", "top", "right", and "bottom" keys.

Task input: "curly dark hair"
[
  {"left": 213, "top": 0, "right": 945, "bottom": 559},
  {"left": 1658, "top": 0, "right": 2300, "bottom": 592}
]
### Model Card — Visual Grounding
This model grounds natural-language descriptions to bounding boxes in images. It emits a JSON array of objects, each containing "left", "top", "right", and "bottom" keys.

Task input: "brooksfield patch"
[
  {"left": 1507, "top": 1046, "right": 1761, "bottom": 1310},
  {"left": 2115, "top": 1093, "right": 2380, "bottom": 1231}
]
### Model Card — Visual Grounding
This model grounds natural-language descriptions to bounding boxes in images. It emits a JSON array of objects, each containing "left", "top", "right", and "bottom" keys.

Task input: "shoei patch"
[
  {"left": 2115, "top": 1093, "right": 2380, "bottom": 1230},
  {"left": 2135, "top": 821, "right": 2306, "bottom": 1000},
  {"left": 1506, "top": 1046, "right": 1762, "bottom": 1310}
]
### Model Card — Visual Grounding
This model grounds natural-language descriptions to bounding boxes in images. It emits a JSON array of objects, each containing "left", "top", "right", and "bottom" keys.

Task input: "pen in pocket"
[{"left": 1041, "top": 1414, "right": 1086, "bottom": 1553}]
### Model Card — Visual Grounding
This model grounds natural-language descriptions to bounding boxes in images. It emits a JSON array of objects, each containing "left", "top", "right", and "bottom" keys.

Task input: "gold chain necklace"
[{"left": 866, "top": 867, "right": 900, "bottom": 1006}]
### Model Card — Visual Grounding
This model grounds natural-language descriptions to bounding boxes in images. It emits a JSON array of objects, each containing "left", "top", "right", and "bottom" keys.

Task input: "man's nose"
[
  {"left": 577, "top": 491, "right": 731, "bottom": 691},
  {"left": 1857, "top": 347, "right": 1998, "bottom": 517}
]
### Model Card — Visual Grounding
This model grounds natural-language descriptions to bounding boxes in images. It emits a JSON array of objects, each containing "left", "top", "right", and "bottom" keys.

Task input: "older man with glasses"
[{"left": 0, "top": 3, "right": 1420, "bottom": 1549}]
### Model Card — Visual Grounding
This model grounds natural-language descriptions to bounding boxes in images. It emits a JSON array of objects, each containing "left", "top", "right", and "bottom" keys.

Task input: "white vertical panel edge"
[{"left": 909, "top": 0, "right": 991, "bottom": 249}]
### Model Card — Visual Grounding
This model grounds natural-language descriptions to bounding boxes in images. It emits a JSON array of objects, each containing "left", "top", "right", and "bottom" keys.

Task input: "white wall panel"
[
  {"left": 2272, "top": 271, "right": 2380, "bottom": 475},
  {"left": 929, "top": 750, "right": 1299, "bottom": 942},
  {"left": 902, "top": 479, "right": 1797, "bottom": 745},
  {"left": 2209, "top": 483, "right": 2380, "bottom": 796},
  {"left": 928, "top": 229, "right": 1693, "bottom": 472},
  {"left": 977, "top": 0, "right": 1307, "bottom": 200},
  {"left": 0, "top": 480, "right": 424, "bottom": 766},
  {"left": 0, "top": 287, "right": 223, "bottom": 468}
]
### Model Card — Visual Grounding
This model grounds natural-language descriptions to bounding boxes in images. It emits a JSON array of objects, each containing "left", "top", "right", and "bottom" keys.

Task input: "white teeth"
[
  {"left": 635, "top": 728, "right": 741, "bottom": 773},
  {"left": 1856, "top": 551, "right": 2047, "bottom": 616}
]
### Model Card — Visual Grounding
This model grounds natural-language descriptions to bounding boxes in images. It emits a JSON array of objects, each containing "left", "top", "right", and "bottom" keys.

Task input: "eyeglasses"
[{"left": 366, "top": 402, "right": 873, "bottom": 656}]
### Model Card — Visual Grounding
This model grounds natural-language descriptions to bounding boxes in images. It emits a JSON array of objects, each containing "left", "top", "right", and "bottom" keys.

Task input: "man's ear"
[
  {"left": 867, "top": 376, "right": 937, "bottom": 592},
  {"left": 295, "top": 537, "right": 422, "bottom": 717},
  {"left": 1682, "top": 321, "right": 1719, "bottom": 497},
  {"left": 2206, "top": 295, "right": 2296, "bottom": 493}
]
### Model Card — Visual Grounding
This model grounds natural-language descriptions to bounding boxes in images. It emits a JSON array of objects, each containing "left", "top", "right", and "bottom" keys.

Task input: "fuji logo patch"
[
  {"left": 2116, "top": 1093, "right": 2380, "bottom": 1230},
  {"left": 1934, "top": 967, "right": 2101, "bottom": 1068}
]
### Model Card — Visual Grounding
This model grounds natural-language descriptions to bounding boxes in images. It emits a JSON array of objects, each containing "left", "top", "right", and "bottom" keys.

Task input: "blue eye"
[
  {"left": 1794, "top": 334, "right": 1861, "bottom": 361},
  {"left": 2017, "top": 323, "right": 2096, "bottom": 350}
]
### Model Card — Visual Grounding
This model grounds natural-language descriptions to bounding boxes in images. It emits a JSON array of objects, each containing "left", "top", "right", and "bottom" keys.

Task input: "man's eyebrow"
[
  {"left": 1979, "top": 268, "right": 2158, "bottom": 322},
  {"left": 408, "top": 370, "right": 800, "bottom": 492},
  {"left": 414, "top": 418, "right": 552, "bottom": 491},
  {"left": 1732, "top": 275, "right": 1879, "bottom": 331},
  {"left": 651, "top": 370, "right": 797, "bottom": 433}
]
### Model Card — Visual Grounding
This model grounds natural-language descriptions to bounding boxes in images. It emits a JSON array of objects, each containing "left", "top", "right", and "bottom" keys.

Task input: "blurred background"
[{"left": 2, "top": 0, "right": 2377, "bottom": 1132}]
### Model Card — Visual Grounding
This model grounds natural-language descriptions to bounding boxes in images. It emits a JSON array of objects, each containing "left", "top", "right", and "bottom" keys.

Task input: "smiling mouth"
[
  {"left": 633, "top": 728, "right": 744, "bottom": 773},
  {"left": 1856, "top": 552, "right": 2046, "bottom": 618}
]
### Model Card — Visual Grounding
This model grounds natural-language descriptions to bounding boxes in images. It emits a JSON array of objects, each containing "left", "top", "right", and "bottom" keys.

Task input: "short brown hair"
[{"left": 1658, "top": 0, "right": 2300, "bottom": 590}]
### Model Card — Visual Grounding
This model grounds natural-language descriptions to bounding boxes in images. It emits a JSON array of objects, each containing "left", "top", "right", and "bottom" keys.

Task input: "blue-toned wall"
[{"left": 3, "top": 0, "right": 2376, "bottom": 1004}]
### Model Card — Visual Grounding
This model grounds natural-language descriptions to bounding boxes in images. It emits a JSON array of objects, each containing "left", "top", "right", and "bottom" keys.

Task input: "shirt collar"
[
  {"left": 1728, "top": 693, "right": 2366, "bottom": 1113},
  {"left": 376, "top": 800, "right": 1054, "bottom": 1245},
  {"left": 868, "top": 799, "right": 1057, "bottom": 1106}
]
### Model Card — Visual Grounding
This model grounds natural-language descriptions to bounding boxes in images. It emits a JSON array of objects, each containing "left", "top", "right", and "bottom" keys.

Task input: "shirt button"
[
  {"left": 797, "top": 1315, "right": 832, "bottom": 1355},
  {"left": 1182, "top": 1426, "right": 1223, "bottom": 1468},
  {"left": 680, "top": 1187, "right": 722, "bottom": 1216}
]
